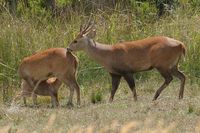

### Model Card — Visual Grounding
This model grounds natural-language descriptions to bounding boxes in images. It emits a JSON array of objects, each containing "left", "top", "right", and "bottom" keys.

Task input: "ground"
[{"left": 0, "top": 80, "right": 200, "bottom": 133}]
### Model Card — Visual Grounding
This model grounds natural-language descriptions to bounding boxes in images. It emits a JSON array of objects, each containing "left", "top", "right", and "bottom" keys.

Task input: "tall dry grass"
[
  {"left": 0, "top": 114, "right": 186, "bottom": 133},
  {"left": 1, "top": 113, "right": 200, "bottom": 133}
]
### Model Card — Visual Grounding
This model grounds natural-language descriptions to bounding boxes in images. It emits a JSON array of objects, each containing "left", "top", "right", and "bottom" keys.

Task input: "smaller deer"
[{"left": 14, "top": 77, "right": 62, "bottom": 107}]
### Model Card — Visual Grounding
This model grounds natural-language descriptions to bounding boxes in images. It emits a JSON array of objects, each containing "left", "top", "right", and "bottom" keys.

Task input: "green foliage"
[
  {"left": 57, "top": 0, "right": 72, "bottom": 7},
  {"left": 187, "top": 104, "right": 200, "bottom": 116},
  {"left": 188, "top": 105, "right": 194, "bottom": 114},
  {"left": 16, "top": 0, "right": 48, "bottom": 17},
  {"left": 91, "top": 90, "right": 103, "bottom": 104}
]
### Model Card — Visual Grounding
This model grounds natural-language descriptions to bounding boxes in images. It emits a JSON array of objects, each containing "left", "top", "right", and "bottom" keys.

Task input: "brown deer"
[
  {"left": 14, "top": 77, "right": 62, "bottom": 107},
  {"left": 18, "top": 48, "right": 80, "bottom": 107},
  {"left": 67, "top": 22, "right": 186, "bottom": 102}
]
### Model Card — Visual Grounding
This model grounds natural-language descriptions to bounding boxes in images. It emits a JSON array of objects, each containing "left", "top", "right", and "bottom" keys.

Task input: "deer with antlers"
[
  {"left": 18, "top": 48, "right": 80, "bottom": 107},
  {"left": 67, "top": 21, "right": 186, "bottom": 102}
]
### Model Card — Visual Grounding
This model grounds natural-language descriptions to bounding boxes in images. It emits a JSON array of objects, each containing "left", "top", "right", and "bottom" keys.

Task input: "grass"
[{"left": 0, "top": 80, "right": 200, "bottom": 132}]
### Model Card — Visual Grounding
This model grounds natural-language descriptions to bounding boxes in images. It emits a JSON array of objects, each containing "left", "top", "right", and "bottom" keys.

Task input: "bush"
[{"left": 91, "top": 90, "right": 103, "bottom": 104}]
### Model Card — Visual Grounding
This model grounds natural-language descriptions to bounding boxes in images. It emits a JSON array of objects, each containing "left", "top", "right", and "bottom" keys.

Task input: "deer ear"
[{"left": 86, "top": 29, "right": 96, "bottom": 39}]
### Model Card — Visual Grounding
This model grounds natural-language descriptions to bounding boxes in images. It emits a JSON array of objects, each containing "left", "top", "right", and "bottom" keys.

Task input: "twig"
[{"left": 79, "top": 66, "right": 103, "bottom": 73}]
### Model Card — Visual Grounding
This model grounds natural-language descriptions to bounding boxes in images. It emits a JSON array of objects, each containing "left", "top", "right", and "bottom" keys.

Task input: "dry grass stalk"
[
  {"left": 43, "top": 114, "right": 56, "bottom": 133},
  {"left": 120, "top": 121, "right": 138, "bottom": 133},
  {"left": 195, "top": 121, "right": 200, "bottom": 133},
  {"left": 0, "top": 126, "right": 11, "bottom": 133}
]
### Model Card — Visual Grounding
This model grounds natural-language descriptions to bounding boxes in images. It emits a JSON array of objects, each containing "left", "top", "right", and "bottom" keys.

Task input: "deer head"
[{"left": 67, "top": 20, "right": 96, "bottom": 52}]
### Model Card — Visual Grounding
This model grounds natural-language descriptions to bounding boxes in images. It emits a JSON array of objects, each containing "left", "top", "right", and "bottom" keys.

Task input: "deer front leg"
[
  {"left": 51, "top": 93, "right": 59, "bottom": 108},
  {"left": 109, "top": 73, "right": 122, "bottom": 102},
  {"left": 32, "top": 94, "right": 38, "bottom": 105}
]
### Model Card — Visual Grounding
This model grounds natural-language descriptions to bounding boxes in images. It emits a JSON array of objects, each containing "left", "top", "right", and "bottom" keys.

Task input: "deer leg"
[
  {"left": 23, "top": 97, "right": 27, "bottom": 106},
  {"left": 171, "top": 67, "right": 185, "bottom": 99},
  {"left": 32, "top": 94, "right": 37, "bottom": 105},
  {"left": 31, "top": 80, "right": 42, "bottom": 96},
  {"left": 109, "top": 73, "right": 121, "bottom": 102},
  {"left": 61, "top": 73, "right": 80, "bottom": 107},
  {"left": 71, "top": 80, "right": 80, "bottom": 106},
  {"left": 67, "top": 76, "right": 80, "bottom": 106},
  {"left": 51, "top": 93, "right": 59, "bottom": 108},
  {"left": 67, "top": 84, "right": 74, "bottom": 107},
  {"left": 153, "top": 69, "right": 173, "bottom": 100},
  {"left": 30, "top": 80, "right": 42, "bottom": 106},
  {"left": 24, "top": 78, "right": 40, "bottom": 101},
  {"left": 25, "top": 77, "right": 35, "bottom": 89},
  {"left": 55, "top": 93, "right": 59, "bottom": 106},
  {"left": 61, "top": 78, "right": 74, "bottom": 107},
  {"left": 123, "top": 73, "right": 137, "bottom": 101}
]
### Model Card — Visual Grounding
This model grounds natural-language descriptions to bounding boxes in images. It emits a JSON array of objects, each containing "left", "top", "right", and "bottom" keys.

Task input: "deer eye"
[{"left": 73, "top": 40, "right": 77, "bottom": 43}]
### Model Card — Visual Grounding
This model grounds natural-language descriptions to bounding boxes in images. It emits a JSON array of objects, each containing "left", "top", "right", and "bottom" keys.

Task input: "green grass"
[{"left": 1, "top": 7, "right": 200, "bottom": 88}]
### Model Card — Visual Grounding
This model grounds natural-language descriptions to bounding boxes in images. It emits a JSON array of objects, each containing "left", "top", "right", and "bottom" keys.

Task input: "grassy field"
[
  {"left": 1, "top": 1, "right": 200, "bottom": 132},
  {"left": 0, "top": 80, "right": 200, "bottom": 132}
]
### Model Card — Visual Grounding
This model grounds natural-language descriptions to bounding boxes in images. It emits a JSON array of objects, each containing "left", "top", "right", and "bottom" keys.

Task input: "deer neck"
[{"left": 85, "top": 39, "right": 112, "bottom": 65}]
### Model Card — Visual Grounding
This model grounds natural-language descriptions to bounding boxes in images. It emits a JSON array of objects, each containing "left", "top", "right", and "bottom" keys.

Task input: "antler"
[{"left": 79, "top": 16, "right": 94, "bottom": 36}]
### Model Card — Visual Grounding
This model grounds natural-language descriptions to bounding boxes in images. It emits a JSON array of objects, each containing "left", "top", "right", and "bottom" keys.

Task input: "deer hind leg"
[
  {"left": 109, "top": 73, "right": 122, "bottom": 102},
  {"left": 171, "top": 67, "right": 185, "bottom": 99},
  {"left": 51, "top": 93, "right": 59, "bottom": 108},
  {"left": 153, "top": 68, "right": 173, "bottom": 100},
  {"left": 23, "top": 97, "right": 27, "bottom": 106},
  {"left": 123, "top": 73, "right": 137, "bottom": 101},
  {"left": 29, "top": 80, "right": 42, "bottom": 106},
  {"left": 32, "top": 94, "right": 37, "bottom": 105},
  {"left": 25, "top": 77, "right": 35, "bottom": 89},
  {"left": 55, "top": 93, "right": 59, "bottom": 107}
]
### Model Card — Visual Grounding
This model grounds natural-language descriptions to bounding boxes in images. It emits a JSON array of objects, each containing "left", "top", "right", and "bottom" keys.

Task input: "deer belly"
[
  {"left": 109, "top": 66, "right": 133, "bottom": 75},
  {"left": 129, "top": 60, "right": 152, "bottom": 72}
]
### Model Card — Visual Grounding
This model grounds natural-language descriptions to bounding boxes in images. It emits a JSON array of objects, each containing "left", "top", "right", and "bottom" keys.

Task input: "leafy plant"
[{"left": 91, "top": 90, "right": 103, "bottom": 104}]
